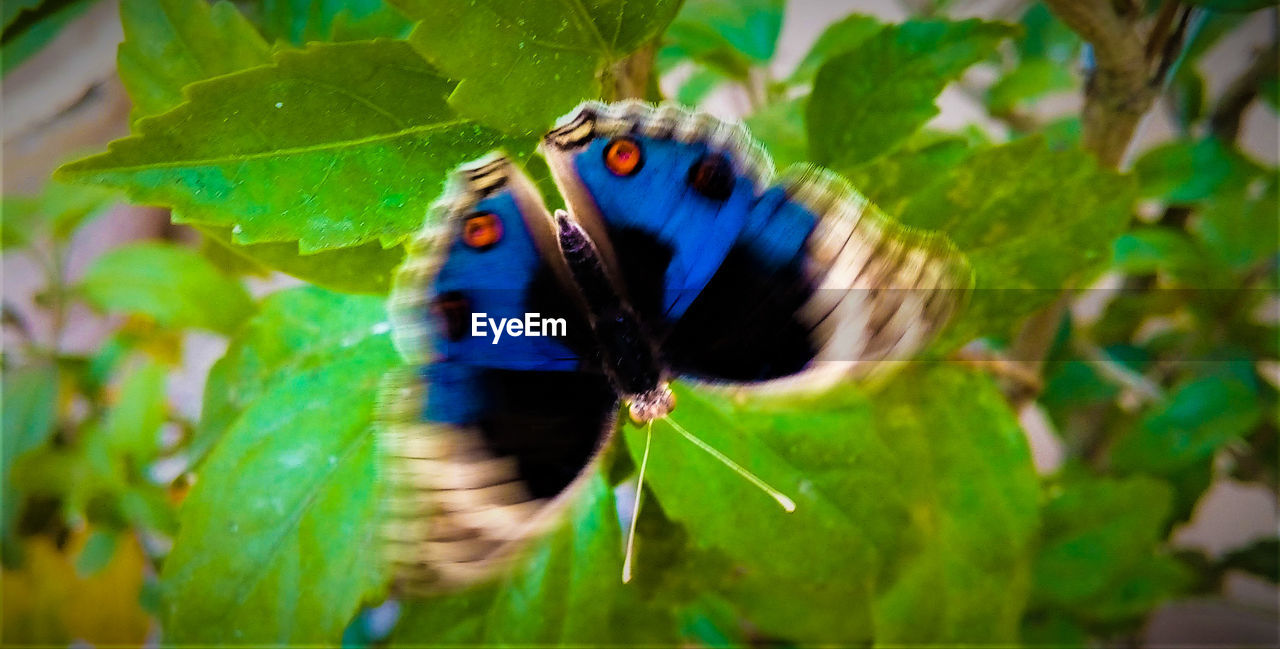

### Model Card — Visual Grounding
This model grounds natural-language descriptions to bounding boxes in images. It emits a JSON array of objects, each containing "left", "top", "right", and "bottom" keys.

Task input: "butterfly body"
[
  {"left": 381, "top": 101, "right": 973, "bottom": 592},
  {"left": 554, "top": 211, "right": 674, "bottom": 423}
]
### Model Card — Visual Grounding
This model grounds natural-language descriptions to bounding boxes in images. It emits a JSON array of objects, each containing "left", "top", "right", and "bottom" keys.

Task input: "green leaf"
[
  {"left": 1193, "top": 178, "right": 1278, "bottom": 272},
  {"left": 10, "top": 419, "right": 126, "bottom": 522},
  {"left": 1183, "top": 0, "right": 1278, "bottom": 10},
  {"left": 1110, "top": 375, "right": 1263, "bottom": 476},
  {"left": 193, "top": 287, "right": 388, "bottom": 464},
  {"left": 256, "top": 0, "right": 410, "bottom": 45},
  {"left": 867, "top": 368, "right": 1039, "bottom": 643},
  {"left": 658, "top": 26, "right": 750, "bottom": 80},
  {"left": 196, "top": 225, "right": 402, "bottom": 294},
  {"left": 198, "top": 229, "right": 272, "bottom": 277},
  {"left": 1020, "top": 611, "right": 1091, "bottom": 647},
  {"left": 161, "top": 287, "right": 395, "bottom": 644},
  {"left": 42, "top": 181, "right": 120, "bottom": 239},
  {"left": 1134, "top": 137, "right": 1265, "bottom": 202},
  {"left": 1, "top": 0, "right": 97, "bottom": 76},
  {"left": 1016, "top": 3, "right": 1080, "bottom": 65},
  {"left": 1220, "top": 538, "right": 1279, "bottom": 582},
  {"left": 394, "top": 473, "right": 679, "bottom": 645},
  {"left": 623, "top": 365, "right": 1039, "bottom": 645},
  {"left": 807, "top": 19, "right": 1017, "bottom": 168},
  {"left": 1, "top": 363, "right": 60, "bottom": 472},
  {"left": 1169, "top": 69, "right": 1205, "bottom": 132},
  {"left": 3, "top": 0, "right": 43, "bottom": 30},
  {"left": 987, "top": 59, "right": 1074, "bottom": 114},
  {"left": 80, "top": 242, "right": 254, "bottom": 334},
  {"left": 676, "top": 593, "right": 749, "bottom": 646},
  {"left": 1261, "top": 76, "right": 1278, "bottom": 112},
  {"left": 58, "top": 40, "right": 521, "bottom": 253},
  {"left": 674, "top": 66, "right": 726, "bottom": 106},
  {"left": 328, "top": 3, "right": 412, "bottom": 41},
  {"left": 1031, "top": 473, "right": 1190, "bottom": 625},
  {"left": 1085, "top": 553, "right": 1192, "bottom": 624},
  {"left": 2, "top": 180, "right": 117, "bottom": 249},
  {"left": 666, "top": 0, "right": 784, "bottom": 64},
  {"left": 1041, "top": 115, "right": 1082, "bottom": 150},
  {"left": 899, "top": 137, "right": 1134, "bottom": 343},
  {"left": 788, "top": 13, "right": 883, "bottom": 84},
  {"left": 1112, "top": 227, "right": 1214, "bottom": 282},
  {"left": 117, "top": 0, "right": 271, "bottom": 122},
  {"left": 1, "top": 363, "right": 61, "bottom": 560},
  {"left": 1163, "top": 453, "right": 1215, "bottom": 526},
  {"left": 101, "top": 358, "right": 168, "bottom": 466},
  {"left": 113, "top": 0, "right": 410, "bottom": 289},
  {"left": 1040, "top": 359, "right": 1120, "bottom": 428},
  {"left": 0, "top": 196, "right": 41, "bottom": 249},
  {"left": 74, "top": 530, "right": 118, "bottom": 577},
  {"left": 392, "top": 0, "right": 681, "bottom": 134},
  {"left": 743, "top": 97, "right": 808, "bottom": 169},
  {"left": 842, "top": 134, "right": 973, "bottom": 219},
  {"left": 120, "top": 484, "right": 179, "bottom": 535}
]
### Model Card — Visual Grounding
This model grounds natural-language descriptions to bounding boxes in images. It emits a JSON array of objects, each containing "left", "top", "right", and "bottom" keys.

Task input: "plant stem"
[
  {"left": 1209, "top": 41, "right": 1279, "bottom": 142},
  {"left": 604, "top": 40, "right": 658, "bottom": 102},
  {"left": 48, "top": 241, "right": 68, "bottom": 352},
  {"left": 1042, "top": 0, "right": 1184, "bottom": 168},
  {"left": 1005, "top": 1, "right": 1194, "bottom": 404}
]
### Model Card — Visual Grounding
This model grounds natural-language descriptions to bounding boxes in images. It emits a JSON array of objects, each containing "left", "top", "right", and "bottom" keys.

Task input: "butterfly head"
[
  {"left": 540, "top": 101, "right": 773, "bottom": 233},
  {"left": 626, "top": 382, "right": 675, "bottom": 426}
]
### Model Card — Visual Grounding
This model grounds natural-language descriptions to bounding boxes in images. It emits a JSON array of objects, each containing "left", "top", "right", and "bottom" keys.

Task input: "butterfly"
[{"left": 380, "top": 101, "right": 972, "bottom": 592}]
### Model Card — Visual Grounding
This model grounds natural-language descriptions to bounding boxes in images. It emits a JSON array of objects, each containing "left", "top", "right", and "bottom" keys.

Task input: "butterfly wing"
[
  {"left": 383, "top": 156, "right": 618, "bottom": 591},
  {"left": 542, "top": 101, "right": 973, "bottom": 385}
]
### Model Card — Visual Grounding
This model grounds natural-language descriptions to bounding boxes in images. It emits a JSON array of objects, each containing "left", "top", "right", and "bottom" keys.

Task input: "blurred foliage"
[
  {"left": 161, "top": 288, "right": 391, "bottom": 643},
  {"left": 0, "top": 0, "right": 101, "bottom": 76},
  {"left": 3, "top": 0, "right": 1277, "bottom": 646}
]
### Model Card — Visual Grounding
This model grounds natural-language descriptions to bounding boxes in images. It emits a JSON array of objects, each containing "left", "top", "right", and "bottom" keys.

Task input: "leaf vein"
[
  {"left": 215, "top": 407, "right": 374, "bottom": 625},
  {"left": 72, "top": 118, "right": 472, "bottom": 174}
]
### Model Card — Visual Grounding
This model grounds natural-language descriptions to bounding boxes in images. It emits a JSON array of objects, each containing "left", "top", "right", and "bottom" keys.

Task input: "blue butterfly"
[{"left": 382, "top": 101, "right": 972, "bottom": 590}]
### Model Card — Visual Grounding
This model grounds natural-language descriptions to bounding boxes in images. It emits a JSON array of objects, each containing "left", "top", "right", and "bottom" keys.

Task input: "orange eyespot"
[
  {"left": 603, "top": 137, "right": 643, "bottom": 176},
  {"left": 462, "top": 212, "right": 502, "bottom": 249}
]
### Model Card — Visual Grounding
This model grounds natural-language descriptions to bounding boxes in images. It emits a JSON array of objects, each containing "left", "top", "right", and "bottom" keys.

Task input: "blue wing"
[
  {"left": 391, "top": 155, "right": 601, "bottom": 423},
  {"left": 383, "top": 156, "right": 619, "bottom": 591},
  {"left": 542, "top": 102, "right": 973, "bottom": 383},
  {"left": 388, "top": 154, "right": 616, "bottom": 490}
]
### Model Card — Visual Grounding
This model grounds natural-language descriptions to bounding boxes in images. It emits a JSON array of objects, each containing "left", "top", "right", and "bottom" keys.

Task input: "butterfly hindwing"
[{"left": 384, "top": 156, "right": 618, "bottom": 591}]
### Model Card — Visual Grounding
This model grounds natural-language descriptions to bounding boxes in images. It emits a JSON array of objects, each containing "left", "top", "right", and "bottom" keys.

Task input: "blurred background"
[{"left": 2, "top": 0, "right": 1277, "bottom": 646}]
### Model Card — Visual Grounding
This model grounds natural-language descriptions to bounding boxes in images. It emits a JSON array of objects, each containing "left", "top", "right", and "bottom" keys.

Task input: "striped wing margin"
[
  {"left": 785, "top": 166, "right": 973, "bottom": 378},
  {"left": 379, "top": 371, "right": 565, "bottom": 590}
]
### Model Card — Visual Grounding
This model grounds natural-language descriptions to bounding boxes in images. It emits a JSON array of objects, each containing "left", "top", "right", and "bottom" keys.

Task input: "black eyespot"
[
  {"left": 687, "top": 153, "right": 735, "bottom": 200},
  {"left": 431, "top": 291, "right": 471, "bottom": 341}
]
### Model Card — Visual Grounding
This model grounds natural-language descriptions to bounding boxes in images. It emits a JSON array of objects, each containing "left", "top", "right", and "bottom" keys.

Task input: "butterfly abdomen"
[{"left": 556, "top": 211, "right": 664, "bottom": 398}]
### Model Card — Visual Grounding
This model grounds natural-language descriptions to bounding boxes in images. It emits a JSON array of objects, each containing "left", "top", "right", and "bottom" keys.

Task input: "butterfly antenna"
[
  {"left": 621, "top": 421, "right": 653, "bottom": 584},
  {"left": 663, "top": 414, "right": 796, "bottom": 513}
]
